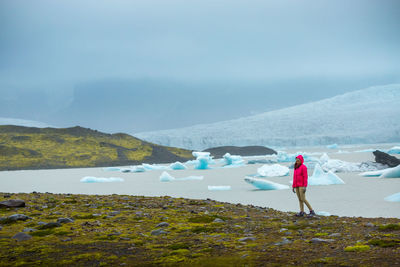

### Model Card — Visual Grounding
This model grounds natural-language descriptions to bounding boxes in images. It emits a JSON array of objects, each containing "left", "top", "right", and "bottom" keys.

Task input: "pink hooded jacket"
[{"left": 292, "top": 155, "right": 308, "bottom": 188}]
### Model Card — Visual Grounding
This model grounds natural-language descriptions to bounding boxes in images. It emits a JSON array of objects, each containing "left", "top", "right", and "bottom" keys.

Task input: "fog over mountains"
[{"left": 135, "top": 84, "right": 400, "bottom": 150}]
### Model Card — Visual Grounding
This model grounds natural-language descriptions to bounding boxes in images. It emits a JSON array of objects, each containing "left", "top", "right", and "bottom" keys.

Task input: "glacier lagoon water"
[{"left": 1, "top": 144, "right": 399, "bottom": 218}]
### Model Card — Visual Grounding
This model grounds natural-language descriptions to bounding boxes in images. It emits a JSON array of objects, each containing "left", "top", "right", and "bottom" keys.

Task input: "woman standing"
[{"left": 292, "top": 155, "right": 315, "bottom": 217}]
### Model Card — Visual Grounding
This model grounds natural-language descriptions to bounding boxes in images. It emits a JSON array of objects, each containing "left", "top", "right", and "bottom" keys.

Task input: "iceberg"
[
  {"left": 80, "top": 177, "right": 124, "bottom": 183},
  {"left": 327, "top": 144, "right": 339, "bottom": 149},
  {"left": 257, "top": 164, "right": 289, "bottom": 177},
  {"left": 388, "top": 146, "right": 400, "bottom": 154},
  {"left": 160, "top": 171, "right": 203, "bottom": 182},
  {"left": 316, "top": 211, "right": 331, "bottom": 216},
  {"left": 222, "top": 153, "right": 244, "bottom": 166},
  {"left": 169, "top": 161, "right": 187, "bottom": 170},
  {"left": 208, "top": 185, "right": 231, "bottom": 191},
  {"left": 244, "top": 177, "right": 289, "bottom": 190},
  {"left": 142, "top": 163, "right": 169, "bottom": 171},
  {"left": 384, "top": 192, "right": 400, "bottom": 202},
  {"left": 192, "top": 151, "right": 214, "bottom": 170},
  {"left": 103, "top": 167, "right": 121, "bottom": 172},
  {"left": 160, "top": 171, "right": 175, "bottom": 182},
  {"left": 380, "top": 165, "right": 400, "bottom": 178},
  {"left": 359, "top": 169, "right": 385, "bottom": 177},
  {"left": 308, "top": 164, "right": 345, "bottom": 185},
  {"left": 131, "top": 165, "right": 146, "bottom": 172}
]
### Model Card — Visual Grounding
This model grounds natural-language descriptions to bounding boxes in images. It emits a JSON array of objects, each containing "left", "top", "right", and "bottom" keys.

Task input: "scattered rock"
[
  {"left": 329, "top": 233, "right": 341, "bottom": 237},
  {"left": 156, "top": 222, "right": 169, "bottom": 228},
  {"left": 7, "top": 214, "right": 31, "bottom": 222},
  {"left": 310, "top": 238, "right": 335, "bottom": 243},
  {"left": 120, "top": 237, "right": 131, "bottom": 241},
  {"left": 274, "top": 238, "right": 292, "bottom": 245},
  {"left": 109, "top": 211, "right": 121, "bottom": 216},
  {"left": 61, "top": 238, "right": 72, "bottom": 242},
  {"left": 365, "top": 222, "right": 375, "bottom": 227},
  {"left": 39, "top": 222, "right": 61, "bottom": 229},
  {"left": 280, "top": 228, "right": 288, "bottom": 232},
  {"left": 151, "top": 229, "right": 168, "bottom": 236},
  {"left": 57, "top": 218, "right": 74, "bottom": 224},
  {"left": 238, "top": 237, "right": 256, "bottom": 242},
  {"left": 12, "top": 232, "right": 32, "bottom": 241},
  {"left": 213, "top": 218, "right": 224, "bottom": 223},
  {"left": 0, "top": 200, "right": 25, "bottom": 208}
]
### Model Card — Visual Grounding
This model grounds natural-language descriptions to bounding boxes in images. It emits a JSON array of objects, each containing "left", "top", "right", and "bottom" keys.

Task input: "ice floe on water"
[
  {"left": 159, "top": 171, "right": 203, "bottom": 182},
  {"left": 308, "top": 164, "right": 345, "bottom": 185},
  {"left": 244, "top": 177, "right": 289, "bottom": 190},
  {"left": 384, "top": 192, "right": 400, "bottom": 202},
  {"left": 169, "top": 162, "right": 187, "bottom": 170},
  {"left": 103, "top": 167, "right": 121, "bottom": 172},
  {"left": 388, "top": 146, "right": 400, "bottom": 154},
  {"left": 193, "top": 151, "right": 214, "bottom": 170},
  {"left": 257, "top": 164, "right": 289, "bottom": 177},
  {"left": 208, "top": 185, "right": 231, "bottom": 191},
  {"left": 222, "top": 153, "right": 244, "bottom": 167},
  {"left": 80, "top": 177, "right": 124, "bottom": 183},
  {"left": 142, "top": 163, "right": 169, "bottom": 171},
  {"left": 360, "top": 165, "right": 400, "bottom": 178},
  {"left": 319, "top": 153, "right": 386, "bottom": 173}
]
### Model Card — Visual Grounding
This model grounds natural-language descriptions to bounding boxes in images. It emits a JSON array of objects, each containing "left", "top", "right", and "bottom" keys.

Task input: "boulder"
[
  {"left": 7, "top": 214, "right": 31, "bottom": 222},
  {"left": 0, "top": 199, "right": 25, "bottom": 208},
  {"left": 12, "top": 232, "right": 32, "bottom": 241},
  {"left": 39, "top": 222, "right": 61, "bottom": 229},
  {"left": 373, "top": 150, "right": 400, "bottom": 167},
  {"left": 156, "top": 222, "right": 169, "bottom": 228},
  {"left": 151, "top": 229, "right": 168, "bottom": 236},
  {"left": 57, "top": 218, "right": 74, "bottom": 224}
]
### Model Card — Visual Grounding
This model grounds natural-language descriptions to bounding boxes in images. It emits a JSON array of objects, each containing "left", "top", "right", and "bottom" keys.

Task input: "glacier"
[
  {"left": 244, "top": 177, "right": 289, "bottom": 190},
  {"left": 384, "top": 192, "right": 400, "bottom": 202},
  {"left": 308, "top": 164, "right": 345, "bottom": 185},
  {"left": 0, "top": 117, "right": 54, "bottom": 128},
  {"left": 257, "top": 164, "right": 289, "bottom": 177},
  {"left": 80, "top": 177, "right": 124, "bottom": 183},
  {"left": 135, "top": 84, "right": 400, "bottom": 150}
]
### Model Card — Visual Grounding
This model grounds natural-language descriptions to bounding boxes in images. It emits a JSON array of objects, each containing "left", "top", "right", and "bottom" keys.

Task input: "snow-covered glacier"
[{"left": 134, "top": 84, "right": 400, "bottom": 150}]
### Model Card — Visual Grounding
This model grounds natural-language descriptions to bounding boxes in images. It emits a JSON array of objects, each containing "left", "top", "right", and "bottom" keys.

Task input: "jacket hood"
[{"left": 296, "top": 155, "right": 304, "bottom": 164}]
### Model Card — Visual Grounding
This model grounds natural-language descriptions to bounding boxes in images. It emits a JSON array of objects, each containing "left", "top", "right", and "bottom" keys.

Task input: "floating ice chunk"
[
  {"left": 223, "top": 153, "right": 244, "bottom": 166},
  {"left": 103, "top": 167, "right": 121, "bottom": 172},
  {"left": 193, "top": 151, "right": 214, "bottom": 170},
  {"left": 142, "top": 163, "right": 169, "bottom": 170},
  {"left": 359, "top": 169, "right": 385, "bottom": 177},
  {"left": 208, "top": 185, "right": 231, "bottom": 191},
  {"left": 160, "top": 171, "right": 175, "bottom": 182},
  {"left": 327, "top": 144, "right": 339, "bottom": 149},
  {"left": 355, "top": 149, "right": 376, "bottom": 153},
  {"left": 80, "top": 177, "right": 124, "bottom": 183},
  {"left": 336, "top": 150, "right": 350, "bottom": 154},
  {"left": 244, "top": 177, "right": 289, "bottom": 190},
  {"left": 384, "top": 192, "right": 400, "bottom": 202},
  {"left": 160, "top": 171, "right": 203, "bottom": 182},
  {"left": 388, "top": 146, "right": 400, "bottom": 154},
  {"left": 169, "top": 161, "right": 187, "bottom": 170},
  {"left": 319, "top": 153, "right": 330, "bottom": 164},
  {"left": 316, "top": 211, "right": 331, "bottom": 216},
  {"left": 257, "top": 164, "right": 289, "bottom": 177},
  {"left": 132, "top": 165, "right": 146, "bottom": 172},
  {"left": 322, "top": 159, "right": 385, "bottom": 173},
  {"left": 380, "top": 165, "right": 400, "bottom": 178},
  {"left": 309, "top": 164, "right": 345, "bottom": 185}
]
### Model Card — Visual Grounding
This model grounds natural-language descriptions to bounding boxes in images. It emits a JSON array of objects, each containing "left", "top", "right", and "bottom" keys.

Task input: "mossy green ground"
[
  {"left": 0, "top": 126, "right": 193, "bottom": 170},
  {"left": 1, "top": 193, "right": 400, "bottom": 266}
]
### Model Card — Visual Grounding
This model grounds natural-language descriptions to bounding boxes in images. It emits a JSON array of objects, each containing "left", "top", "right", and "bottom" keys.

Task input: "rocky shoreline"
[{"left": 0, "top": 192, "right": 399, "bottom": 266}]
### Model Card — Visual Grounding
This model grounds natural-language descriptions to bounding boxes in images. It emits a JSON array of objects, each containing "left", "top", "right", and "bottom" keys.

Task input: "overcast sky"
[{"left": 1, "top": 0, "right": 399, "bottom": 133}]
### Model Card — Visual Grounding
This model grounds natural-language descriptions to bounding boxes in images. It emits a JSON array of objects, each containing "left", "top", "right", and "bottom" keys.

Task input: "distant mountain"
[
  {"left": 0, "top": 117, "right": 54, "bottom": 128},
  {"left": 135, "top": 84, "right": 400, "bottom": 150},
  {"left": 0, "top": 125, "right": 193, "bottom": 171}
]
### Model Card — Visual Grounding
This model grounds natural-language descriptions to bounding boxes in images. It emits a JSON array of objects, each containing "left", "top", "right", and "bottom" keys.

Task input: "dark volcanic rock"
[
  {"left": 7, "top": 214, "right": 31, "bottom": 222},
  {"left": 57, "top": 218, "right": 74, "bottom": 224},
  {"left": 39, "top": 222, "right": 61, "bottom": 229},
  {"left": 203, "top": 146, "right": 277, "bottom": 158},
  {"left": 0, "top": 199, "right": 25, "bottom": 208},
  {"left": 373, "top": 150, "right": 400, "bottom": 167}
]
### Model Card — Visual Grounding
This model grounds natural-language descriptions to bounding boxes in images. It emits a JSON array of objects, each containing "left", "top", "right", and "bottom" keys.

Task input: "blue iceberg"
[
  {"left": 208, "top": 185, "right": 231, "bottom": 191},
  {"left": 169, "top": 161, "right": 187, "bottom": 170},
  {"left": 388, "top": 146, "right": 400, "bottom": 154},
  {"left": 160, "top": 171, "right": 203, "bottom": 182},
  {"left": 380, "top": 165, "right": 400, "bottom": 178},
  {"left": 257, "top": 164, "right": 289, "bottom": 177},
  {"left": 384, "top": 192, "right": 400, "bottom": 202},
  {"left": 222, "top": 153, "right": 244, "bottom": 166},
  {"left": 80, "top": 177, "right": 124, "bottom": 183},
  {"left": 308, "top": 164, "right": 345, "bottom": 185},
  {"left": 244, "top": 176, "right": 289, "bottom": 190},
  {"left": 193, "top": 151, "right": 214, "bottom": 170},
  {"left": 142, "top": 163, "right": 169, "bottom": 171}
]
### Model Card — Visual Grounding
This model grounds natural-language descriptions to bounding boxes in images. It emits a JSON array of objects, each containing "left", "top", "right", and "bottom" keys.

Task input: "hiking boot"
[
  {"left": 308, "top": 210, "right": 316, "bottom": 216},
  {"left": 295, "top": 211, "right": 305, "bottom": 217}
]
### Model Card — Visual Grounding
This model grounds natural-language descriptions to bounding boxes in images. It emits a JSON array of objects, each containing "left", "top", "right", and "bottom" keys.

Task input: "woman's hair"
[{"left": 294, "top": 158, "right": 301, "bottom": 169}]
